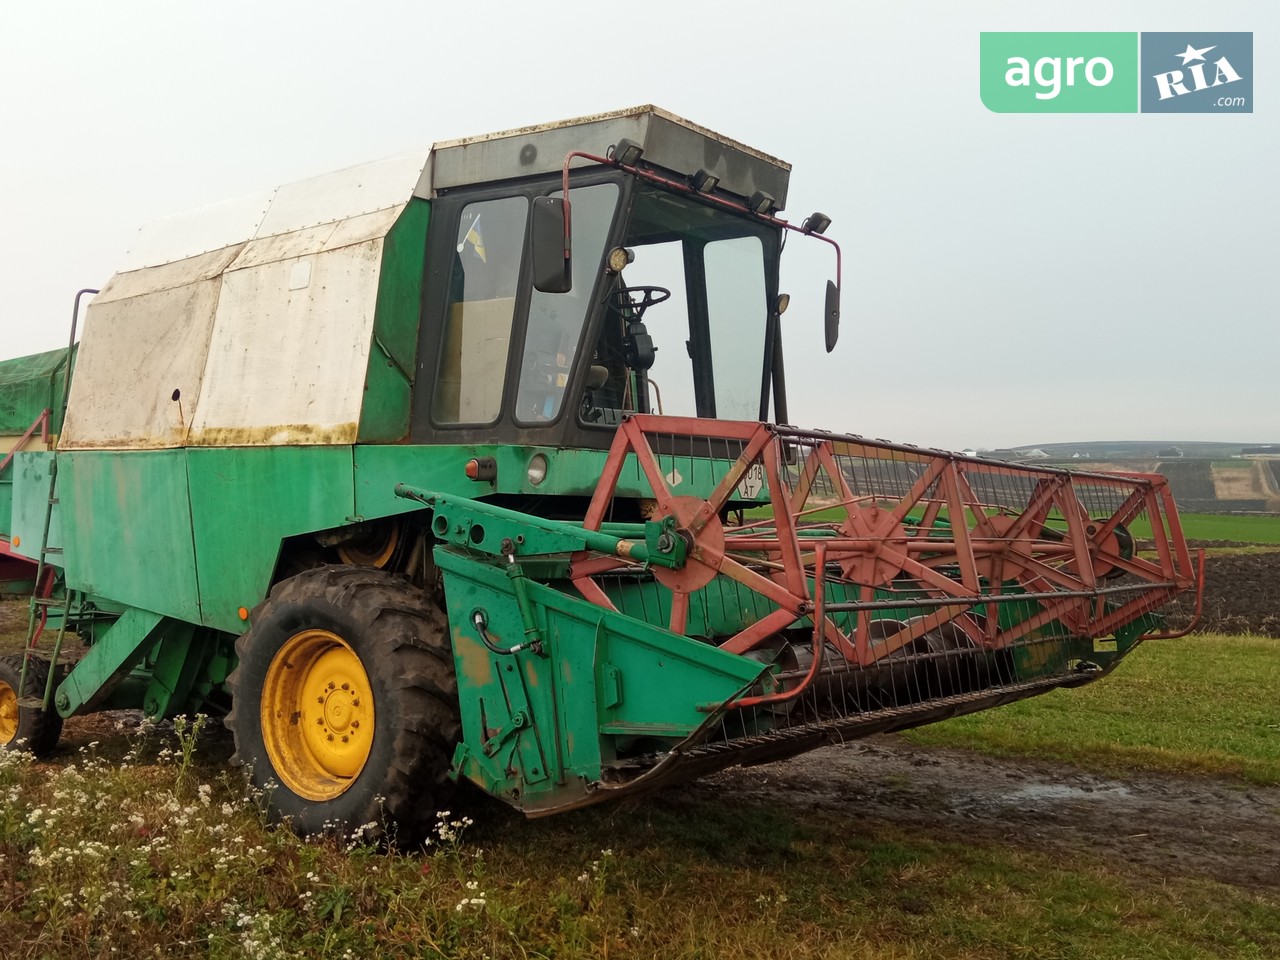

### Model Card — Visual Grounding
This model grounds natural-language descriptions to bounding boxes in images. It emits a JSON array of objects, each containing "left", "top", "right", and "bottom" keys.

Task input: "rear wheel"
[
  {"left": 225, "top": 566, "right": 460, "bottom": 844},
  {"left": 0, "top": 655, "right": 63, "bottom": 757}
]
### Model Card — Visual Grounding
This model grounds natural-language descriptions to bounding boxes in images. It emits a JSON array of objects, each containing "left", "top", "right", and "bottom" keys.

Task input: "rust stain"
[
  {"left": 59, "top": 422, "right": 359, "bottom": 450},
  {"left": 454, "top": 626, "right": 496, "bottom": 685},
  {"left": 187, "top": 422, "right": 359, "bottom": 447}
]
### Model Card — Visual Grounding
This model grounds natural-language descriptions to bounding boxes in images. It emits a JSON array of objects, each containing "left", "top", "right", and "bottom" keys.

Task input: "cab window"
[
  {"left": 515, "top": 183, "right": 619, "bottom": 423},
  {"left": 433, "top": 196, "right": 528, "bottom": 424}
]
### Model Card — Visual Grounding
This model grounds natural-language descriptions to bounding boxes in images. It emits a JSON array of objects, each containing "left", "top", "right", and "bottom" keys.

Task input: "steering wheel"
[{"left": 610, "top": 285, "right": 671, "bottom": 322}]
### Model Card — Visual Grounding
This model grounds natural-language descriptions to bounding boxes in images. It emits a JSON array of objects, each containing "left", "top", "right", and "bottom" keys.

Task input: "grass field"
[
  {"left": 905, "top": 632, "right": 1280, "bottom": 785},
  {"left": 3, "top": 630, "right": 1279, "bottom": 958},
  {"left": 2, "top": 719, "right": 1278, "bottom": 960},
  {"left": 1127, "top": 512, "right": 1280, "bottom": 545}
]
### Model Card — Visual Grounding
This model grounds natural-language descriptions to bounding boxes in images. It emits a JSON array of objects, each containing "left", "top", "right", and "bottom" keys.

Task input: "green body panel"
[
  {"left": 358, "top": 199, "right": 431, "bottom": 442},
  {"left": 434, "top": 547, "right": 765, "bottom": 811},
  {"left": 6, "top": 451, "right": 60, "bottom": 548},
  {"left": 187, "top": 446, "right": 355, "bottom": 632},
  {"left": 56, "top": 607, "right": 166, "bottom": 717},
  {"left": 141, "top": 621, "right": 202, "bottom": 718},
  {"left": 59, "top": 450, "right": 202, "bottom": 622},
  {"left": 354, "top": 443, "right": 762, "bottom": 521}
]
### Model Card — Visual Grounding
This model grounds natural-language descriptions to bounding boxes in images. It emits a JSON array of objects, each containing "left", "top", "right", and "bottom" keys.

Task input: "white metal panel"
[
  {"left": 186, "top": 239, "right": 384, "bottom": 446},
  {"left": 60, "top": 280, "right": 222, "bottom": 449},
  {"left": 253, "top": 154, "right": 425, "bottom": 239},
  {"left": 119, "top": 192, "right": 274, "bottom": 273},
  {"left": 323, "top": 206, "right": 404, "bottom": 251},
  {"left": 225, "top": 207, "right": 403, "bottom": 273},
  {"left": 94, "top": 244, "right": 247, "bottom": 305},
  {"left": 418, "top": 105, "right": 791, "bottom": 203},
  {"left": 225, "top": 222, "right": 341, "bottom": 273},
  {"left": 115, "top": 152, "right": 422, "bottom": 274}
]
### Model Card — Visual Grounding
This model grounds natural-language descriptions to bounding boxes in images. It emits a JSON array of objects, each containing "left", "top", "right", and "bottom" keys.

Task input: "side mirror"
[
  {"left": 531, "top": 197, "right": 571, "bottom": 293},
  {"left": 824, "top": 280, "right": 840, "bottom": 353}
]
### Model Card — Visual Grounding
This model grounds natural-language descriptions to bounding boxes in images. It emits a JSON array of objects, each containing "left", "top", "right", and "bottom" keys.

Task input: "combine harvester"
[{"left": 0, "top": 107, "right": 1200, "bottom": 839}]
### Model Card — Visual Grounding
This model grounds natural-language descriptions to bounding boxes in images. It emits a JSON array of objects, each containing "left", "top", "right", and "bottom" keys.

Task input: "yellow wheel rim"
[
  {"left": 260, "top": 629, "right": 375, "bottom": 801},
  {"left": 0, "top": 679, "right": 18, "bottom": 746},
  {"left": 337, "top": 526, "right": 400, "bottom": 568}
]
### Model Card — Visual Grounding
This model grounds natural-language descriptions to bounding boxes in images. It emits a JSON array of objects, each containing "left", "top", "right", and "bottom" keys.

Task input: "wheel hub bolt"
[
  {"left": 351, "top": 721, "right": 360, "bottom": 729},
  {"left": 341, "top": 682, "right": 350, "bottom": 690},
  {"left": 326, "top": 733, "right": 334, "bottom": 741}
]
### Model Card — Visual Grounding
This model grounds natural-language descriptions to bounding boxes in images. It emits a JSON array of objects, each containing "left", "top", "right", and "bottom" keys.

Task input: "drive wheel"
[
  {"left": 0, "top": 655, "right": 63, "bottom": 757},
  {"left": 226, "top": 566, "right": 459, "bottom": 844}
]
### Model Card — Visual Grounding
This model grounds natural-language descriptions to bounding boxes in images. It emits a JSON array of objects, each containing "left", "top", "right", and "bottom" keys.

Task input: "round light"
[
  {"left": 527, "top": 453, "right": 549, "bottom": 487},
  {"left": 607, "top": 246, "right": 634, "bottom": 274},
  {"left": 775, "top": 293, "right": 791, "bottom": 316}
]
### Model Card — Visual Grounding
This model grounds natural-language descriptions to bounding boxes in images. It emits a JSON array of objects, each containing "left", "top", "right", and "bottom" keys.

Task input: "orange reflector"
[
  {"left": 11, "top": 536, "right": 19, "bottom": 547},
  {"left": 464, "top": 456, "right": 497, "bottom": 482},
  {"left": 238, "top": 606, "right": 250, "bottom": 621}
]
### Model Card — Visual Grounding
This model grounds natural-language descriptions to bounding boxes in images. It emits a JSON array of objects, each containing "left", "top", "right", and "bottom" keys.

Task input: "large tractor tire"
[
  {"left": 0, "top": 655, "right": 63, "bottom": 757},
  {"left": 225, "top": 565, "right": 460, "bottom": 845}
]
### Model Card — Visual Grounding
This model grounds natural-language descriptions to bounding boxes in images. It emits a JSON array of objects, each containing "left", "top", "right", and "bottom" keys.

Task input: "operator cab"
[{"left": 410, "top": 106, "right": 837, "bottom": 450}]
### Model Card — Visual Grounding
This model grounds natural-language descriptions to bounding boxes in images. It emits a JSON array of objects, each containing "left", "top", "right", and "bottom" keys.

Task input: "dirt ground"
[
  {"left": 1163, "top": 546, "right": 1280, "bottom": 638},
  {"left": 694, "top": 737, "right": 1280, "bottom": 891}
]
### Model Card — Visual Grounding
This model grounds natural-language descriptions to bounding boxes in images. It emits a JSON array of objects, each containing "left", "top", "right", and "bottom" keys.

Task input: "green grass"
[
  {"left": 2, "top": 723, "right": 1278, "bottom": 960},
  {"left": 905, "top": 633, "right": 1280, "bottom": 784},
  {"left": 1127, "top": 512, "right": 1280, "bottom": 544},
  {"left": 751, "top": 507, "right": 1280, "bottom": 546}
]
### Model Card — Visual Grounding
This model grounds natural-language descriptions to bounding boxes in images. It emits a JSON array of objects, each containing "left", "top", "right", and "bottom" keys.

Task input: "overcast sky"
[{"left": 0, "top": 1, "right": 1273, "bottom": 450}]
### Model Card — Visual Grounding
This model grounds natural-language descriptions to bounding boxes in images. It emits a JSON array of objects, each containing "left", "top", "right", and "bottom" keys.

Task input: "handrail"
[
  {"left": 57, "top": 288, "right": 99, "bottom": 430},
  {"left": 0, "top": 409, "right": 50, "bottom": 474}
]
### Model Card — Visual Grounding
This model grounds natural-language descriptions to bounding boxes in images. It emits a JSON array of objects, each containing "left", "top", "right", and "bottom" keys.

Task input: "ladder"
[
  {"left": 18, "top": 457, "right": 78, "bottom": 711},
  {"left": 15, "top": 286, "right": 98, "bottom": 713}
]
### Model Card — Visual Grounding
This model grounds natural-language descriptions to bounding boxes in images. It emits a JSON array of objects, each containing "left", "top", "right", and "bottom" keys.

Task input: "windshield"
[{"left": 579, "top": 183, "right": 774, "bottom": 427}]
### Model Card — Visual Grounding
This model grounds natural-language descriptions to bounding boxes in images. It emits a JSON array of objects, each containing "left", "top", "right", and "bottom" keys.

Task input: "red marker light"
[{"left": 465, "top": 457, "right": 497, "bottom": 482}]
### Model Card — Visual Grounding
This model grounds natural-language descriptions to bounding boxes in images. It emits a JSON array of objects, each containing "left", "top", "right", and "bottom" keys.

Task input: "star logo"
[{"left": 1176, "top": 43, "right": 1216, "bottom": 65}]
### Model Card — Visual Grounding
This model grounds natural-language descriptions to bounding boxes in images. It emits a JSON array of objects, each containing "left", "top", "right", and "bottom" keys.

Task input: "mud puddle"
[{"left": 692, "top": 736, "right": 1280, "bottom": 890}]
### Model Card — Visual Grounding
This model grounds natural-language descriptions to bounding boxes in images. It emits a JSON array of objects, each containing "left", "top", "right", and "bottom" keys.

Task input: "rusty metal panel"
[
  {"left": 186, "top": 238, "right": 385, "bottom": 446},
  {"left": 60, "top": 277, "right": 223, "bottom": 450}
]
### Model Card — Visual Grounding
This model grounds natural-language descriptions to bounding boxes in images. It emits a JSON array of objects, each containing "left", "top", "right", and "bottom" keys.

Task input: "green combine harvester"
[{"left": 0, "top": 107, "right": 1199, "bottom": 840}]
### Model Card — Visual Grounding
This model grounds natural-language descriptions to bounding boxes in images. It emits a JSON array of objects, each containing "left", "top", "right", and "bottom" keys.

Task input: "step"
[
  {"left": 16, "top": 697, "right": 48, "bottom": 710},
  {"left": 41, "top": 546, "right": 62, "bottom": 555}
]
